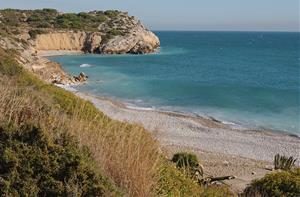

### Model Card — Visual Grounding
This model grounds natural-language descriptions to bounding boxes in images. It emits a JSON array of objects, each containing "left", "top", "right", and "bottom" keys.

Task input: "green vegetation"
[
  {"left": 243, "top": 154, "right": 299, "bottom": 197},
  {"left": 172, "top": 152, "right": 199, "bottom": 169},
  {"left": 0, "top": 124, "right": 118, "bottom": 196},
  {"left": 54, "top": 13, "right": 106, "bottom": 30},
  {"left": 28, "top": 29, "right": 46, "bottom": 39},
  {"left": 104, "top": 10, "right": 120, "bottom": 18},
  {"left": 158, "top": 160, "right": 233, "bottom": 197},
  {"left": 171, "top": 152, "right": 204, "bottom": 180},
  {"left": 243, "top": 168, "right": 300, "bottom": 197},
  {"left": 0, "top": 9, "right": 124, "bottom": 32},
  {"left": 274, "top": 154, "right": 297, "bottom": 171}
]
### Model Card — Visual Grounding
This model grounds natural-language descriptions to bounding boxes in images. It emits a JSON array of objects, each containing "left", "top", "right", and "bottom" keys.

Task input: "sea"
[{"left": 49, "top": 31, "right": 300, "bottom": 135}]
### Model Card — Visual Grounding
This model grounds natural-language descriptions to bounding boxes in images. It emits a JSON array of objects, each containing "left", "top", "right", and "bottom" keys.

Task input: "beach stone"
[
  {"left": 265, "top": 165, "right": 274, "bottom": 171},
  {"left": 223, "top": 160, "right": 230, "bottom": 166}
]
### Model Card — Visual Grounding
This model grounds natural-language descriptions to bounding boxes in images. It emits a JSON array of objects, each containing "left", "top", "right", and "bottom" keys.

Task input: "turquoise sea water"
[{"left": 49, "top": 31, "right": 300, "bottom": 135}]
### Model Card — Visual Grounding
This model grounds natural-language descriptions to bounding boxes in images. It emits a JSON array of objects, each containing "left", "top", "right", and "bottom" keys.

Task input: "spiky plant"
[
  {"left": 274, "top": 154, "right": 297, "bottom": 171},
  {"left": 171, "top": 152, "right": 204, "bottom": 178}
]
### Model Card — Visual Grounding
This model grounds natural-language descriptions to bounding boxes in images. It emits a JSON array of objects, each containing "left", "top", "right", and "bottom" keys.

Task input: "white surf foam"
[
  {"left": 126, "top": 105, "right": 156, "bottom": 111},
  {"left": 80, "top": 64, "right": 93, "bottom": 68}
]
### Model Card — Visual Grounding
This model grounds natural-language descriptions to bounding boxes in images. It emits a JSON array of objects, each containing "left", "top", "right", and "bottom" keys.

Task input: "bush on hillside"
[
  {"left": 172, "top": 152, "right": 199, "bottom": 169},
  {"left": 0, "top": 124, "right": 118, "bottom": 196},
  {"left": 158, "top": 161, "right": 233, "bottom": 197},
  {"left": 243, "top": 168, "right": 300, "bottom": 197},
  {"left": 28, "top": 29, "right": 46, "bottom": 39},
  {"left": 104, "top": 10, "right": 120, "bottom": 18}
]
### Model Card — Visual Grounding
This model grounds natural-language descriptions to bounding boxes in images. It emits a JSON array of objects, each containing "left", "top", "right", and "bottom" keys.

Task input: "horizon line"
[{"left": 151, "top": 29, "right": 300, "bottom": 33}]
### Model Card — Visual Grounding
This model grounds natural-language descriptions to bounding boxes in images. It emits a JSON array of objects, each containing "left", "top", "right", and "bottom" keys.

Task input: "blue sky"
[{"left": 0, "top": 0, "right": 299, "bottom": 31}]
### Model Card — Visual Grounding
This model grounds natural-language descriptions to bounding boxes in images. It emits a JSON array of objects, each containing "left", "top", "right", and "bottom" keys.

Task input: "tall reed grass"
[{"left": 0, "top": 77, "right": 161, "bottom": 196}]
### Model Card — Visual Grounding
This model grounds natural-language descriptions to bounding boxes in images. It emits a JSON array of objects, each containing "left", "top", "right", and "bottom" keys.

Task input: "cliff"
[
  {"left": 33, "top": 28, "right": 159, "bottom": 54},
  {"left": 0, "top": 9, "right": 159, "bottom": 54},
  {"left": 0, "top": 9, "right": 160, "bottom": 84}
]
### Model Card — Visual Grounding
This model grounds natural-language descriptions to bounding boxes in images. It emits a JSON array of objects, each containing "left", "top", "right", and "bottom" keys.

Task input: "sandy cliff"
[
  {"left": 34, "top": 28, "right": 159, "bottom": 54},
  {"left": 35, "top": 32, "right": 87, "bottom": 51},
  {"left": 35, "top": 31, "right": 103, "bottom": 53},
  {"left": 33, "top": 12, "right": 159, "bottom": 54}
]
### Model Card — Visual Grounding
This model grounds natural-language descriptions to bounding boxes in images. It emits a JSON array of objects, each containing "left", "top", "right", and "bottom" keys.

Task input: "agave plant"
[
  {"left": 274, "top": 154, "right": 297, "bottom": 171},
  {"left": 171, "top": 152, "right": 204, "bottom": 177}
]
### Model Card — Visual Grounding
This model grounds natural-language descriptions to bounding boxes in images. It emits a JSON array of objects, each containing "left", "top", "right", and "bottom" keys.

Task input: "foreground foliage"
[
  {"left": 0, "top": 124, "right": 118, "bottom": 196},
  {"left": 172, "top": 152, "right": 200, "bottom": 169},
  {"left": 243, "top": 168, "right": 300, "bottom": 197},
  {"left": 274, "top": 154, "right": 297, "bottom": 171}
]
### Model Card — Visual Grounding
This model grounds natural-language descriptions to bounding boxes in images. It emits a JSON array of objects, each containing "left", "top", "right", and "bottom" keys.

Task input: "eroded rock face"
[
  {"left": 34, "top": 28, "right": 159, "bottom": 54},
  {"left": 35, "top": 32, "right": 87, "bottom": 51},
  {"left": 100, "top": 27, "right": 160, "bottom": 54},
  {"left": 84, "top": 33, "right": 102, "bottom": 53},
  {"left": 33, "top": 15, "right": 159, "bottom": 54}
]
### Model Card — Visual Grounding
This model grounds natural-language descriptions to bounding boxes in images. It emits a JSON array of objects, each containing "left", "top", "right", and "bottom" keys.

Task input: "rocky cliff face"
[
  {"left": 27, "top": 10, "right": 160, "bottom": 54},
  {"left": 100, "top": 27, "right": 159, "bottom": 54},
  {"left": 35, "top": 31, "right": 87, "bottom": 51},
  {"left": 34, "top": 31, "right": 103, "bottom": 53},
  {"left": 0, "top": 9, "right": 160, "bottom": 84},
  {"left": 33, "top": 24, "right": 159, "bottom": 54}
]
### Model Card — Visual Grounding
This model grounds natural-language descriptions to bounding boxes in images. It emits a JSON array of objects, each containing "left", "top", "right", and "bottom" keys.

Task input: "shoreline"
[
  {"left": 57, "top": 84, "right": 300, "bottom": 164},
  {"left": 58, "top": 84, "right": 299, "bottom": 192},
  {"left": 37, "top": 50, "right": 84, "bottom": 57},
  {"left": 45, "top": 51, "right": 300, "bottom": 138}
]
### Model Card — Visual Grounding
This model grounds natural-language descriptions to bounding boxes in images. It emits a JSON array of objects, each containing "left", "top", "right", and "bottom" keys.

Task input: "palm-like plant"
[
  {"left": 274, "top": 154, "right": 297, "bottom": 171},
  {"left": 171, "top": 152, "right": 204, "bottom": 178}
]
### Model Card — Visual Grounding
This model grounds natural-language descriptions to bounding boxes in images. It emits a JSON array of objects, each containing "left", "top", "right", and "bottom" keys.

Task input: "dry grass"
[{"left": 0, "top": 77, "right": 161, "bottom": 196}]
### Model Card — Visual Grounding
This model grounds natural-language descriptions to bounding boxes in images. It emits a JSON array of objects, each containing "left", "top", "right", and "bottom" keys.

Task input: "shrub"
[
  {"left": 0, "top": 124, "right": 119, "bottom": 196},
  {"left": 171, "top": 152, "right": 204, "bottom": 186},
  {"left": 37, "top": 22, "right": 52, "bottom": 28},
  {"left": 243, "top": 168, "right": 300, "bottom": 197},
  {"left": 104, "top": 10, "right": 120, "bottom": 18},
  {"left": 274, "top": 154, "right": 297, "bottom": 171},
  {"left": 157, "top": 161, "right": 204, "bottom": 196},
  {"left": 28, "top": 29, "right": 45, "bottom": 39},
  {"left": 27, "top": 14, "right": 42, "bottom": 22},
  {"left": 172, "top": 152, "right": 199, "bottom": 169},
  {"left": 42, "top": 8, "right": 58, "bottom": 14},
  {"left": 158, "top": 161, "right": 233, "bottom": 197},
  {"left": 107, "top": 28, "right": 122, "bottom": 36}
]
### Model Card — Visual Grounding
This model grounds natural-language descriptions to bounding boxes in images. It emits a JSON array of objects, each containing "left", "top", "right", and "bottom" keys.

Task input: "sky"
[{"left": 0, "top": 0, "right": 299, "bottom": 31}]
